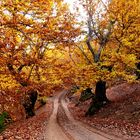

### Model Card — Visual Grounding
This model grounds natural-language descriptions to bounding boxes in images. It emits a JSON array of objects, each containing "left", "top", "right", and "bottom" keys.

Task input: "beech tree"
[
  {"left": 68, "top": 0, "right": 140, "bottom": 115},
  {"left": 0, "top": 0, "right": 139, "bottom": 120},
  {"left": 0, "top": 0, "right": 80, "bottom": 118}
]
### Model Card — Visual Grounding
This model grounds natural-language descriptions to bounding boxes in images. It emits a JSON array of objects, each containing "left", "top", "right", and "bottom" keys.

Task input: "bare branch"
[{"left": 18, "top": 64, "right": 26, "bottom": 73}]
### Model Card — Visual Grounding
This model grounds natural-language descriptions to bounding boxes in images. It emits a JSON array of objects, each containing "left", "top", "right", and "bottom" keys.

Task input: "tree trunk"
[
  {"left": 22, "top": 90, "right": 38, "bottom": 118},
  {"left": 95, "top": 80, "right": 109, "bottom": 102},
  {"left": 76, "top": 88, "right": 94, "bottom": 106},
  {"left": 7, "top": 63, "right": 38, "bottom": 118},
  {"left": 85, "top": 80, "right": 109, "bottom": 116}
]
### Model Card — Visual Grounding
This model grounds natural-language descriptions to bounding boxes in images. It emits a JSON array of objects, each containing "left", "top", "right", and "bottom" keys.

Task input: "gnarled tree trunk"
[
  {"left": 85, "top": 80, "right": 109, "bottom": 116},
  {"left": 7, "top": 62, "right": 38, "bottom": 118},
  {"left": 76, "top": 88, "right": 94, "bottom": 106},
  {"left": 22, "top": 89, "right": 38, "bottom": 118}
]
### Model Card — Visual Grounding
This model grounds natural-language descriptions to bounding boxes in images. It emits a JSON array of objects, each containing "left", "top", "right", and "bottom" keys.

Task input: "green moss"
[{"left": 0, "top": 112, "right": 10, "bottom": 132}]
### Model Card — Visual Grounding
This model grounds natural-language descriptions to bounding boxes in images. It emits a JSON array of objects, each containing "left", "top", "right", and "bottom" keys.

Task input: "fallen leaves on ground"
[
  {"left": 0, "top": 100, "right": 52, "bottom": 140},
  {"left": 68, "top": 83, "right": 140, "bottom": 139}
]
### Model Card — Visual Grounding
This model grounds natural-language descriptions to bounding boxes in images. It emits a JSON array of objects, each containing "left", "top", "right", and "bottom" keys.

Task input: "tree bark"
[
  {"left": 95, "top": 80, "right": 109, "bottom": 102},
  {"left": 7, "top": 62, "right": 38, "bottom": 118},
  {"left": 22, "top": 89, "right": 38, "bottom": 118},
  {"left": 76, "top": 88, "right": 94, "bottom": 106},
  {"left": 85, "top": 80, "right": 109, "bottom": 116}
]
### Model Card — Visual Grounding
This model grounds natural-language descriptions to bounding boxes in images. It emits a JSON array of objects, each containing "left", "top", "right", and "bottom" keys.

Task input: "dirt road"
[
  {"left": 45, "top": 92, "right": 69, "bottom": 140},
  {"left": 46, "top": 90, "right": 121, "bottom": 140}
]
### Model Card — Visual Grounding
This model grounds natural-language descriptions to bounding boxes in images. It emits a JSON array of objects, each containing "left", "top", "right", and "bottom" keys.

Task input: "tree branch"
[
  {"left": 26, "top": 64, "right": 35, "bottom": 82},
  {"left": 7, "top": 62, "right": 28, "bottom": 86},
  {"left": 86, "top": 39, "right": 95, "bottom": 62},
  {"left": 77, "top": 45, "right": 92, "bottom": 64},
  {"left": 18, "top": 64, "right": 26, "bottom": 73}
]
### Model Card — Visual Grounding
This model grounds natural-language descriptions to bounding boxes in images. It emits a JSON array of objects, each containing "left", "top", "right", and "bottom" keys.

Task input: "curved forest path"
[
  {"left": 45, "top": 90, "right": 121, "bottom": 140},
  {"left": 45, "top": 92, "right": 69, "bottom": 140}
]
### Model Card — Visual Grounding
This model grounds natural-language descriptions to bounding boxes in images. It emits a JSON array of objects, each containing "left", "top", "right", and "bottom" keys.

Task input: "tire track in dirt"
[
  {"left": 46, "top": 90, "right": 121, "bottom": 140},
  {"left": 45, "top": 92, "right": 70, "bottom": 140},
  {"left": 58, "top": 90, "right": 122, "bottom": 140}
]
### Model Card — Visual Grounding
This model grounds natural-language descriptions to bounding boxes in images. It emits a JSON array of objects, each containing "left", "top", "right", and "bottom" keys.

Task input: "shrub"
[
  {"left": 0, "top": 112, "right": 12, "bottom": 132},
  {"left": 38, "top": 96, "right": 47, "bottom": 106}
]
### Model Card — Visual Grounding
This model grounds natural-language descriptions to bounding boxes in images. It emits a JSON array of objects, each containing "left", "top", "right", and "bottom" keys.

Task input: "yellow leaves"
[
  {"left": 122, "top": 39, "right": 132, "bottom": 47},
  {"left": 110, "top": 0, "right": 140, "bottom": 56},
  {"left": 115, "top": 53, "right": 136, "bottom": 68},
  {"left": 0, "top": 74, "right": 19, "bottom": 90},
  {"left": 71, "top": 63, "right": 99, "bottom": 87},
  {"left": 0, "top": 0, "right": 138, "bottom": 97},
  {"left": 110, "top": 71, "right": 136, "bottom": 83}
]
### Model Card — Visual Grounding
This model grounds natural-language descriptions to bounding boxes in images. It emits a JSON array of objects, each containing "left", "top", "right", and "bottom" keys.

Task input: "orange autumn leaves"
[
  {"left": 0, "top": 0, "right": 80, "bottom": 91},
  {"left": 0, "top": 0, "right": 139, "bottom": 93}
]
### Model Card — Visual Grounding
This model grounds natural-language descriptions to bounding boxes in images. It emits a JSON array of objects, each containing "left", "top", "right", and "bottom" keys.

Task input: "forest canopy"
[{"left": 0, "top": 0, "right": 139, "bottom": 120}]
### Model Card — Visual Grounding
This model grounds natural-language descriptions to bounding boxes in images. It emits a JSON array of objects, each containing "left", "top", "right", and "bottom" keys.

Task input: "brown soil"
[
  {"left": 58, "top": 90, "right": 120, "bottom": 140},
  {"left": 68, "top": 83, "right": 140, "bottom": 140},
  {"left": 41, "top": 90, "right": 118, "bottom": 140},
  {"left": 1, "top": 84, "right": 140, "bottom": 140}
]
